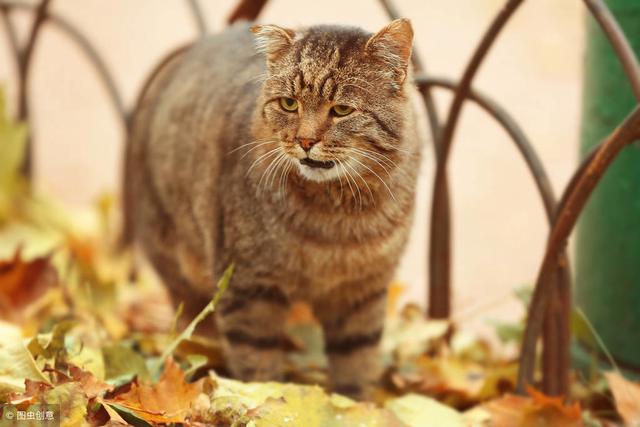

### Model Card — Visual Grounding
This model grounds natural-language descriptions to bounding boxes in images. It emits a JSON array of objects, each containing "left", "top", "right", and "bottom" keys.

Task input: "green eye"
[
  {"left": 331, "top": 105, "right": 355, "bottom": 117},
  {"left": 279, "top": 97, "right": 298, "bottom": 112}
]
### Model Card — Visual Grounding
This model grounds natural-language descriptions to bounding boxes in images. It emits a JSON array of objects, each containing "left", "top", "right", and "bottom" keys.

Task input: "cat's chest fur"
[{"left": 221, "top": 174, "right": 414, "bottom": 299}]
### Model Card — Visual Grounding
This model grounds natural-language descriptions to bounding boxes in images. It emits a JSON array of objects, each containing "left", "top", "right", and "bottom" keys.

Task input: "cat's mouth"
[{"left": 300, "top": 158, "right": 335, "bottom": 169}]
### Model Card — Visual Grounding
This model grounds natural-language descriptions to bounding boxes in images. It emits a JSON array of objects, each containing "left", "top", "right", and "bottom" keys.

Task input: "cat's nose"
[{"left": 298, "top": 138, "right": 319, "bottom": 152}]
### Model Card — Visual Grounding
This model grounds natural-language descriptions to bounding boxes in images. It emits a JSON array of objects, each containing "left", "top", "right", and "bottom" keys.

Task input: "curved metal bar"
[
  {"left": 15, "top": 0, "right": 50, "bottom": 177},
  {"left": 419, "top": 75, "right": 574, "bottom": 395},
  {"left": 380, "top": 0, "right": 442, "bottom": 142},
  {"left": 428, "top": 0, "right": 526, "bottom": 318},
  {"left": 2, "top": 1, "right": 128, "bottom": 130},
  {"left": 417, "top": 75, "right": 556, "bottom": 218},
  {"left": 584, "top": 0, "right": 640, "bottom": 101},
  {"left": 227, "top": 0, "right": 268, "bottom": 25},
  {"left": 47, "top": 13, "right": 128, "bottom": 127},
  {"left": 0, "top": 5, "right": 20, "bottom": 64},
  {"left": 378, "top": 0, "right": 446, "bottom": 315},
  {"left": 186, "top": 0, "right": 207, "bottom": 36},
  {"left": 517, "top": 104, "right": 640, "bottom": 393}
]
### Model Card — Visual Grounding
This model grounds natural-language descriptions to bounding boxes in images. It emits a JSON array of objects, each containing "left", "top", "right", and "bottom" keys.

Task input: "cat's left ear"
[
  {"left": 365, "top": 19, "right": 414, "bottom": 84},
  {"left": 250, "top": 24, "right": 296, "bottom": 63}
]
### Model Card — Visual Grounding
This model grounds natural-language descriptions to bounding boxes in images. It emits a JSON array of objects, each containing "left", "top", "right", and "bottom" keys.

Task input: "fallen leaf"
[
  {"left": 480, "top": 386, "right": 583, "bottom": 427},
  {"left": 103, "top": 344, "right": 150, "bottom": 383},
  {"left": 0, "top": 321, "right": 50, "bottom": 395},
  {"left": 207, "top": 375, "right": 407, "bottom": 427},
  {"left": 106, "top": 357, "right": 205, "bottom": 423},
  {"left": 44, "top": 382, "right": 88, "bottom": 427},
  {"left": 68, "top": 365, "right": 113, "bottom": 399},
  {"left": 605, "top": 371, "right": 640, "bottom": 426},
  {"left": 0, "top": 249, "right": 57, "bottom": 321},
  {"left": 385, "top": 393, "right": 467, "bottom": 427}
]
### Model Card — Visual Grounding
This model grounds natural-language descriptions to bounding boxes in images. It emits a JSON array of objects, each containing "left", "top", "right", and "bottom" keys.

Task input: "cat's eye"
[
  {"left": 279, "top": 97, "right": 298, "bottom": 112},
  {"left": 331, "top": 105, "right": 355, "bottom": 117}
]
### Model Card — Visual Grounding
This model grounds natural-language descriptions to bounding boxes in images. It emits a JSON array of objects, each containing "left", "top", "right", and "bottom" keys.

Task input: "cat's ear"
[
  {"left": 250, "top": 24, "right": 296, "bottom": 63},
  {"left": 365, "top": 19, "right": 414, "bottom": 84}
]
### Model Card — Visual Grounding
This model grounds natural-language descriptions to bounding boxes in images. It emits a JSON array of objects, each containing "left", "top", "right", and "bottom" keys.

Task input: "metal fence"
[{"left": 1, "top": 0, "right": 639, "bottom": 398}]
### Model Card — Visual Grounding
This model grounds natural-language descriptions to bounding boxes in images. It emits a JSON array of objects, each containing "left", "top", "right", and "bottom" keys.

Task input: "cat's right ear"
[{"left": 250, "top": 25, "right": 295, "bottom": 63}]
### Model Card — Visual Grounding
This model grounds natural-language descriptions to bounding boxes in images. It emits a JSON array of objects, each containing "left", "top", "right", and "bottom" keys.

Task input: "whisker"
[
  {"left": 340, "top": 161, "right": 363, "bottom": 210},
  {"left": 228, "top": 138, "right": 274, "bottom": 155},
  {"left": 349, "top": 156, "right": 396, "bottom": 202},
  {"left": 344, "top": 160, "right": 374, "bottom": 206},
  {"left": 259, "top": 152, "right": 287, "bottom": 194},
  {"left": 331, "top": 156, "right": 345, "bottom": 201},
  {"left": 266, "top": 153, "right": 289, "bottom": 190},
  {"left": 246, "top": 147, "right": 282, "bottom": 177},
  {"left": 278, "top": 161, "right": 292, "bottom": 199},
  {"left": 336, "top": 160, "right": 357, "bottom": 210},
  {"left": 350, "top": 148, "right": 393, "bottom": 177}
]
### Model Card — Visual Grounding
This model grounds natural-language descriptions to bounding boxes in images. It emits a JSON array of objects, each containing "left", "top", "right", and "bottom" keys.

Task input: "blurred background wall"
[{"left": 0, "top": 0, "right": 584, "bottom": 333}]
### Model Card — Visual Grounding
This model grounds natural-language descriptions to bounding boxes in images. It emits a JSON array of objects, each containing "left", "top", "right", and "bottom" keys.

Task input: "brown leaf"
[
  {"left": 0, "top": 248, "right": 57, "bottom": 321},
  {"left": 105, "top": 357, "right": 205, "bottom": 424},
  {"left": 605, "top": 371, "right": 640, "bottom": 426},
  {"left": 69, "top": 365, "right": 113, "bottom": 399},
  {"left": 8, "top": 379, "right": 53, "bottom": 405}
]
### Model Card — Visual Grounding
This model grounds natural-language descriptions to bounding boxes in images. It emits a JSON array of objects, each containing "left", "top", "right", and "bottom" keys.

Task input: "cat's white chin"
[{"left": 297, "top": 164, "right": 342, "bottom": 182}]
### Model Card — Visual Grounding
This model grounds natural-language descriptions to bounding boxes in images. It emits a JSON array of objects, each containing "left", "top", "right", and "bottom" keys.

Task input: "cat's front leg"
[
  {"left": 314, "top": 276, "right": 389, "bottom": 399},
  {"left": 215, "top": 270, "right": 291, "bottom": 381}
]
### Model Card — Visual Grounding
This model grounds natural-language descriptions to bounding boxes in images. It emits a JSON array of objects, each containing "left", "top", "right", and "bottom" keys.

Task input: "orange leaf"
[
  {"left": 605, "top": 371, "right": 640, "bottom": 426},
  {"left": 386, "top": 282, "right": 406, "bottom": 316},
  {"left": 105, "top": 358, "right": 204, "bottom": 424},
  {"left": 481, "top": 387, "right": 583, "bottom": 427},
  {"left": 0, "top": 248, "right": 57, "bottom": 321}
]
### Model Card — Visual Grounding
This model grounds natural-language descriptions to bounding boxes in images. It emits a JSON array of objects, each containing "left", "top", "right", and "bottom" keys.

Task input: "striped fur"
[{"left": 124, "top": 19, "right": 421, "bottom": 399}]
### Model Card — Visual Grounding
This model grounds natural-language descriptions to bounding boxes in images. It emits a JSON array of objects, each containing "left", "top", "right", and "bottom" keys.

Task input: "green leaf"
[
  {"left": 103, "top": 344, "right": 150, "bottom": 383},
  {"left": 488, "top": 319, "right": 524, "bottom": 344},
  {"left": 0, "top": 321, "right": 50, "bottom": 395},
  {"left": 514, "top": 284, "right": 533, "bottom": 307},
  {"left": 0, "top": 87, "right": 28, "bottom": 219},
  {"left": 151, "top": 264, "right": 233, "bottom": 374}
]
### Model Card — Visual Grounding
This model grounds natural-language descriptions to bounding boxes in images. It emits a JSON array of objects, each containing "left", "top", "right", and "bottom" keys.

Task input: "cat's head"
[{"left": 251, "top": 20, "right": 413, "bottom": 183}]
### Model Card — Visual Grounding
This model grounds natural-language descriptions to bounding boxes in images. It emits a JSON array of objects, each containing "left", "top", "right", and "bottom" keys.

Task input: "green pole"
[{"left": 575, "top": 0, "right": 640, "bottom": 373}]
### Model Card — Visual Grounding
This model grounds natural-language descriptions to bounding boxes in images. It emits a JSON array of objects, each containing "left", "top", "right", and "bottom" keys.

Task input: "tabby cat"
[{"left": 123, "top": 18, "right": 421, "bottom": 398}]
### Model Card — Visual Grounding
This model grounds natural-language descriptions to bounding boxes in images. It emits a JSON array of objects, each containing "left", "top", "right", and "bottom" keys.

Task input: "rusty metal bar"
[
  {"left": 2, "top": 0, "right": 128, "bottom": 130},
  {"left": 227, "top": 0, "right": 268, "bottom": 25},
  {"left": 380, "top": 0, "right": 442, "bottom": 143},
  {"left": 418, "top": 76, "right": 573, "bottom": 395},
  {"left": 16, "top": 0, "right": 50, "bottom": 178},
  {"left": 0, "top": 5, "right": 20, "bottom": 62},
  {"left": 428, "top": 0, "right": 526, "bottom": 318},
  {"left": 517, "top": 104, "right": 640, "bottom": 393},
  {"left": 417, "top": 75, "right": 557, "bottom": 217}
]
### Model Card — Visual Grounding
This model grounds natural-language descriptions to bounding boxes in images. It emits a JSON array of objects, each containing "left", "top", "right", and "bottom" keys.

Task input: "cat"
[{"left": 122, "top": 18, "right": 421, "bottom": 398}]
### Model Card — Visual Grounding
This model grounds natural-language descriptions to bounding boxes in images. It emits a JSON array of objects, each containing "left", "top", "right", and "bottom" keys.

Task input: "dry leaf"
[
  {"left": 480, "top": 386, "right": 583, "bottom": 427},
  {"left": 106, "top": 357, "right": 205, "bottom": 423},
  {"left": 605, "top": 371, "right": 640, "bottom": 426},
  {"left": 68, "top": 365, "right": 113, "bottom": 399},
  {"left": 0, "top": 249, "right": 57, "bottom": 321}
]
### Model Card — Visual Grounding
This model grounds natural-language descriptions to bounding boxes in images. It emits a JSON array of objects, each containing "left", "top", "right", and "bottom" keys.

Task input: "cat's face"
[{"left": 253, "top": 20, "right": 413, "bottom": 183}]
